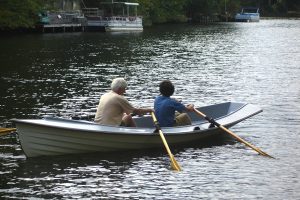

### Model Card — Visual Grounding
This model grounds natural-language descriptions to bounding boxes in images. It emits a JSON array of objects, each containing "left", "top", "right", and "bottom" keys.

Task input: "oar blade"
[
  {"left": 254, "top": 148, "right": 275, "bottom": 159},
  {"left": 193, "top": 108, "right": 275, "bottom": 159},
  {"left": 151, "top": 112, "right": 182, "bottom": 171},
  {"left": 219, "top": 126, "right": 275, "bottom": 159},
  {"left": 0, "top": 128, "right": 17, "bottom": 136},
  {"left": 170, "top": 155, "right": 182, "bottom": 171}
]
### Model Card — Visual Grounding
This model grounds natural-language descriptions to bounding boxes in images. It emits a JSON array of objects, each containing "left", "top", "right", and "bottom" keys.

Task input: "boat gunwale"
[{"left": 11, "top": 102, "right": 251, "bottom": 136}]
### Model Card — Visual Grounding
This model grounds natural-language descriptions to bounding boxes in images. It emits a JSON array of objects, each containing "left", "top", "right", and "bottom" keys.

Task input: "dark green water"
[{"left": 0, "top": 20, "right": 300, "bottom": 199}]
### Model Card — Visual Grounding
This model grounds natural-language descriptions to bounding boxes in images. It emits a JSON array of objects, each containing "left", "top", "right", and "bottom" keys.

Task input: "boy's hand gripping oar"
[
  {"left": 193, "top": 108, "right": 274, "bottom": 159},
  {"left": 151, "top": 112, "right": 182, "bottom": 171}
]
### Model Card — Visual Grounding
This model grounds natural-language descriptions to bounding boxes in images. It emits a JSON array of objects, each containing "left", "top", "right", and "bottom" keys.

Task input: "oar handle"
[
  {"left": 193, "top": 108, "right": 274, "bottom": 159},
  {"left": 151, "top": 112, "right": 160, "bottom": 130}
]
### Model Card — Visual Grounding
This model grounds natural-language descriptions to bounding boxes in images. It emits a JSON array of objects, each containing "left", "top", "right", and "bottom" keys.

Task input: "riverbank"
[{"left": 1, "top": 17, "right": 299, "bottom": 35}]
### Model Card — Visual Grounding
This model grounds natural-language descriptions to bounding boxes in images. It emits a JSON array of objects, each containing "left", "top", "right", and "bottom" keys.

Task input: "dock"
[
  {"left": 37, "top": 23, "right": 85, "bottom": 33},
  {"left": 37, "top": 11, "right": 87, "bottom": 33}
]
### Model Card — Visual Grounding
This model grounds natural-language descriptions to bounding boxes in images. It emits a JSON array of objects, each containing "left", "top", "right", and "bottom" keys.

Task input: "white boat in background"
[
  {"left": 83, "top": 2, "right": 143, "bottom": 32},
  {"left": 11, "top": 102, "right": 262, "bottom": 158},
  {"left": 235, "top": 7, "right": 260, "bottom": 22}
]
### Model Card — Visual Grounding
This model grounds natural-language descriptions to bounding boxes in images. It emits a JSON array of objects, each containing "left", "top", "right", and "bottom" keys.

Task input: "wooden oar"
[
  {"left": 151, "top": 112, "right": 182, "bottom": 171},
  {"left": 0, "top": 128, "right": 17, "bottom": 136},
  {"left": 193, "top": 108, "right": 274, "bottom": 158}
]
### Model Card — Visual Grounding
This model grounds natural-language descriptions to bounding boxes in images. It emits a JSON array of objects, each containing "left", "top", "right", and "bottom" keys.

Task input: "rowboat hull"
[{"left": 12, "top": 102, "right": 262, "bottom": 158}]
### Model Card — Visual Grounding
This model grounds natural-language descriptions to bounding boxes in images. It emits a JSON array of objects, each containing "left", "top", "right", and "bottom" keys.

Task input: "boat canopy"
[
  {"left": 241, "top": 7, "right": 259, "bottom": 13},
  {"left": 106, "top": 2, "right": 139, "bottom": 6},
  {"left": 124, "top": 3, "right": 139, "bottom": 6}
]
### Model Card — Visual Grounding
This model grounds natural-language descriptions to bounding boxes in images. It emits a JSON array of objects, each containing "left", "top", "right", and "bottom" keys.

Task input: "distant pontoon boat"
[{"left": 83, "top": 1, "right": 143, "bottom": 32}]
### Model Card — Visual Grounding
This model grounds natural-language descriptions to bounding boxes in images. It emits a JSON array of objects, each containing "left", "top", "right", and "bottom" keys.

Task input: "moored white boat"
[
  {"left": 12, "top": 102, "right": 262, "bottom": 158},
  {"left": 104, "top": 16, "right": 143, "bottom": 32},
  {"left": 235, "top": 7, "right": 260, "bottom": 22},
  {"left": 83, "top": 2, "right": 143, "bottom": 32}
]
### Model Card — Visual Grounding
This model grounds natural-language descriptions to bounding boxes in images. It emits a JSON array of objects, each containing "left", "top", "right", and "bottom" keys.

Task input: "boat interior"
[{"left": 133, "top": 102, "right": 246, "bottom": 128}]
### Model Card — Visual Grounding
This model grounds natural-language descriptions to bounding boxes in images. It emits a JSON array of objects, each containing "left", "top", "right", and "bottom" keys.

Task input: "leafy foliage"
[
  {"left": 0, "top": 0, "right": 41, "bottom": 30},
  {"left": 0, "top": 0, "right": 299, "bottom": 30},
  {"left": 137, "top": 0, "right": 187, "bottom": 24}
]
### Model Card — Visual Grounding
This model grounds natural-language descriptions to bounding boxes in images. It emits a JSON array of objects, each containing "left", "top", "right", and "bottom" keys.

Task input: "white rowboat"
[{"left": 12, "top": 102, "right": 262, "bottom": 158}]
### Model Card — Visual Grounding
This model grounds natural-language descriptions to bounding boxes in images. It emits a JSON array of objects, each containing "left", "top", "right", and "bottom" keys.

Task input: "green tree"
[
  {"left": 0, "top": 0, "right": 41, "bottom": 30},
  {"left": 137, "top": 0, "right": 187, "bottom": 24},
  {"left": 186, "top": 0, "right": 218, "bottom": 18}
]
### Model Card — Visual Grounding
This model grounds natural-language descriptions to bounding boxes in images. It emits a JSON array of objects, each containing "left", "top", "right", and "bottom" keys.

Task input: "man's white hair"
[{"left": 111, "top": 78, "right": 127, "bottom": 92}]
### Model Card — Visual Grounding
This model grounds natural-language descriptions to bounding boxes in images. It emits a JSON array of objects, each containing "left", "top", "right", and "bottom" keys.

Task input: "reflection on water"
[{"left": 1, "top": 19, "right": 300, "bottom": 199}]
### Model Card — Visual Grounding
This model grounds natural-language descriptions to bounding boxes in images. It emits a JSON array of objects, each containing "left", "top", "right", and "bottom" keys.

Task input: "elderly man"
[{"left": 95, "top": 78, "right": 153, "bottom": 127}]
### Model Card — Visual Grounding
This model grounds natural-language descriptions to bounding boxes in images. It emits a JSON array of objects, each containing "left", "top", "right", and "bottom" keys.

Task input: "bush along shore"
[{"left": 0, "top": 0, "right": 299, "bottom": 32}]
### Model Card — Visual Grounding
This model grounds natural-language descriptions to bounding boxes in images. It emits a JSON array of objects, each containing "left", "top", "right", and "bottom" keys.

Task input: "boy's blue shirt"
[{"left": 154, "top": 95, "right": 185, "bottom": 127}]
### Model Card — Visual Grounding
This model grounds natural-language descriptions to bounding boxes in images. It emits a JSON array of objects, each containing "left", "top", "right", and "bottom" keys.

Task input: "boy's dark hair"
[{"left": 159, "top": 80, "right": 174, "bottom": 97}]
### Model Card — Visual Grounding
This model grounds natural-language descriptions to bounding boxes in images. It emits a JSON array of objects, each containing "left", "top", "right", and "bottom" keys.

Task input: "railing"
[
  {"left": 41, "top": 11, "right": 84, "bottom": 25},
  {"left": 82, "top": 8, "right": 103, "bottom": 17}
]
